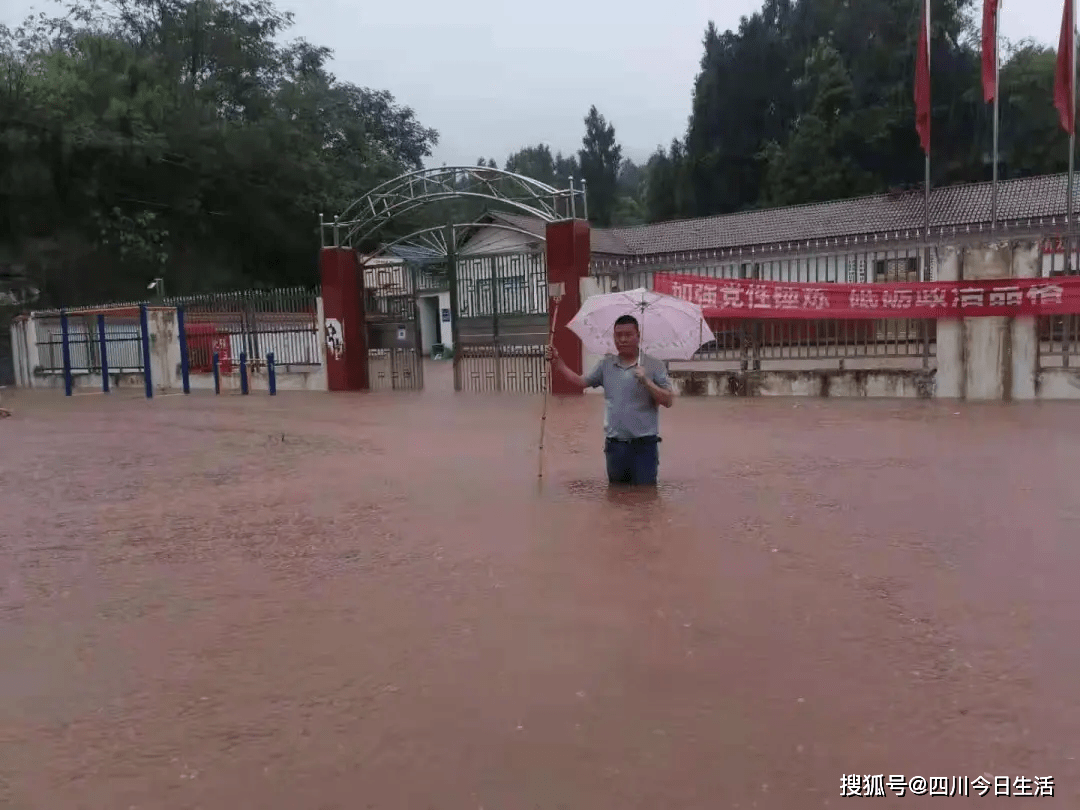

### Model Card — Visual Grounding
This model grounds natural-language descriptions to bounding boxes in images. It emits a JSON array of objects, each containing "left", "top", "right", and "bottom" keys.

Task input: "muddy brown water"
[{"left": 1, "top": 366, "right": 1078, "bottom": 808}]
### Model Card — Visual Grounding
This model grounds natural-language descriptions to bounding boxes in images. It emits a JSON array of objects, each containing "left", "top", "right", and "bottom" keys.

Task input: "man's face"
[{"left": 613, "top": 322, "right": 640, "bottom": 355}]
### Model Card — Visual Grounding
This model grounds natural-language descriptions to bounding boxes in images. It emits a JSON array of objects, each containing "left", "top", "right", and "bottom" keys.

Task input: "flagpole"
[
  {"left": 923, "top": 0, "right": 932, "bottom": 280},
  {"left": 1070, "top": 0, "right": 1077, "bottom": 269},
  {"left": 991, "top": 3, "right": 1000, "bottom": 231}
]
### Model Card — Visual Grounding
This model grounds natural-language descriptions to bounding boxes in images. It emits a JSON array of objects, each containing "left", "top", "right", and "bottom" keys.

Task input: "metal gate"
[
  {"left": 363, "top": 260, "right": 423, "bottom": 390},
  {"left": 452, "top": 249, "right": 549, "bottom": 393}
]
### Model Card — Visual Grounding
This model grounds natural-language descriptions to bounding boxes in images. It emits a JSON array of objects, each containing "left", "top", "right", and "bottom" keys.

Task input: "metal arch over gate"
[
  {"left": 320, "top": 166, "right": 584, "bottom": 250},
  {"left": 320, "top": 167, "right": 585, "bottom": 394}
]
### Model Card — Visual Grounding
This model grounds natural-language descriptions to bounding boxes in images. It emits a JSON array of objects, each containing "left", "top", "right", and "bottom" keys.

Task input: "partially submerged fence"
[
  {"left": 13, "top": 286, "right": 320, "bottom": 396},
  {"left": 591, "top": 231, "right": 1080, "bottom": 371},
  {"left": 1036, "top": 235, "right": 1080, "bottom": 367},
  {"left": 34, "top": 310, "right": 145, "bottom": 374},
  {"left": 28, "top": 286, "right": 319, "bottom": 377},
  {"left": 179, "top": 287, "right": 320, "bottom": 372},
  {"left": 454, "top": 250, "right": 549, "bottom": 393},
  {"left": 592, "top": 243, "right": 937, "bottom": 369}
]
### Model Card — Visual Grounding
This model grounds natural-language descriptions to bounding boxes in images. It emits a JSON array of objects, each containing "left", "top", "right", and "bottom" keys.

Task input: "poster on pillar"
[
  {"left": 319, "top": 247, "right": 367, "bottom": 391},
  {"left": 653, "top": 273, "right": 1080, "bottom": 320}
]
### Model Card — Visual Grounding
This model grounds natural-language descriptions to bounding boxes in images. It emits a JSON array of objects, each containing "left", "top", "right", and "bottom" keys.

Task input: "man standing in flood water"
[{"left": 547, "top": 314, "right": 673, "bottom": 486}]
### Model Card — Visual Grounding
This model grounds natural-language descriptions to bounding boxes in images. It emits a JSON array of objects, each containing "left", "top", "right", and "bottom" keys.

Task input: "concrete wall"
[
  {"left": 1036, "top": 368, "right": 1080, "bottom": 398},
  {"left": 10, "top": 317, "right": 35, "bottom": 388},
  {"left": 670, "top": 369, "right": 935, "bottom": 399},
  {"left": 149, "top": 309, "right": 182, "bottom": 391}
]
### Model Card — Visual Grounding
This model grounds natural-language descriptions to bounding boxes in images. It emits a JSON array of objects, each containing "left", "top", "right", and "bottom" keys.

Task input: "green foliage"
[
  {"left": 0, "top": 0, "right": 437, "bottom": 306},
  {"left": 760, "top": 40, "right": 877, "bottom": 206},
  {"left": 504, "top": 144, "right": 579, "bottom": 189},
  {"left": 578, "top": 106, "right": 622, "bottom": 227},
  {"left": 639, "top": 0, "right": 1068, "bottom": 223},
  {"left": 999, "top": 41, "right": 1071, "bottom": 177}
]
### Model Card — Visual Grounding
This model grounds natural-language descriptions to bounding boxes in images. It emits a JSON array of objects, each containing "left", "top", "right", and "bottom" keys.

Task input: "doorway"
[{"left": 419, "top": 295, "right": 438, "bottom": 356}]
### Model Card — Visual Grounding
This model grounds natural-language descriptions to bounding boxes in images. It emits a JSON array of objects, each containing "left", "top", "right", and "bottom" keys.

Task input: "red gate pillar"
[
  {"left": 545, "top": 219, "right": 590, "bottom": 395},
  {"left": 319, "top": 247, "right": 368, "bottom": 391}
]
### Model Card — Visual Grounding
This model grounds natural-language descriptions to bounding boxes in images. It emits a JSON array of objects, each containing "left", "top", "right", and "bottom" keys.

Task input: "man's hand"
[
  {"left": 545, "top": 344, "right": 588, "bottom": 388},
  {"left": 636, "top": 364, "right": 674, "bottom": 408}
]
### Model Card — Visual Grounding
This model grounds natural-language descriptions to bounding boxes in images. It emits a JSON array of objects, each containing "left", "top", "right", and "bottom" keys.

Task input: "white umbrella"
[{"left": 565, "top": 288, "right": 715, "bottom": 361}]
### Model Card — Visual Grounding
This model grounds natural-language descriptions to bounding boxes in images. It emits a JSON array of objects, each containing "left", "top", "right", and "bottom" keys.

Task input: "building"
[{"left": 455, "top": 172, "right": 1080, "bottom": 281}]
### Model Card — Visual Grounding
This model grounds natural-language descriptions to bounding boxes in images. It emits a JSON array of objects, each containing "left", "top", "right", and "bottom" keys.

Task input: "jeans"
[{"left": 604, "top": 436, "right": 660, "bottom": 486}]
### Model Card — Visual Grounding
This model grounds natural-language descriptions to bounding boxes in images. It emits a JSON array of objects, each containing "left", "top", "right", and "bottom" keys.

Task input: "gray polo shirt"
[{"left": 583, "top": 353, "right": 671, "bottom": 439}]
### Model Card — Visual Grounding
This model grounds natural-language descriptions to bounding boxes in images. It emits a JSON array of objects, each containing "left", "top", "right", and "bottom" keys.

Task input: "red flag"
[
  {"left": 981, "top": 0, "right": 999, "bottom": 103},
  {"left": 914, "top": 0, "right": 931, "bottom": 153},
  {"left": 1055, "top": 0, "right": 1075, "bottom": 134}
]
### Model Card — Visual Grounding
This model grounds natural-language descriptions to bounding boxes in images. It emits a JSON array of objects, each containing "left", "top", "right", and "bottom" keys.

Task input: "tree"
[
  {"left": 578, "top": 106, "right": 622, "bottom": 226},
  {"left": 760, "top": 40, "right": 876, "bottom": 205},
  {"left": 505, "top": 144, "right": 553, "bottom": 186},
  {"left": 684, "top": 5, "right": 795, "bottom": 217},
  {"left": 610, "top": 158, "right": 646, "bottom": 225},
  {"left": 998, "top": 41, "right": 1070, "bottom": 178},
  {"left": 676, "top": 0, "right": 982, "bottom": 219},
  {"left": 644, "top": 140, "right": 692, "bottom": 223},
  {"left": 0, "top": 0, "right": 438, "bottom": 306}
]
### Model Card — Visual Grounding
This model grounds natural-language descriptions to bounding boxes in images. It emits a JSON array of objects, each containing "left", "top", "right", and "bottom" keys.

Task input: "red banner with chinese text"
[{"left": 653, "top": 272, "right": 1080, "bottom": 320}]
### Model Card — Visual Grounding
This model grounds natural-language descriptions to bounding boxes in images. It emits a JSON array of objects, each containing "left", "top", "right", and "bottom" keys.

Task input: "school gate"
[{"left": 318, "top": 167, "right": 590, "bottom": 395}]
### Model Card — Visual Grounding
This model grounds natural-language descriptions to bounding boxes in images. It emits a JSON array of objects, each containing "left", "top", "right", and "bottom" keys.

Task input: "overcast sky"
[{"left": 1, "top": 0, "right": 1071, "bottom": 169}]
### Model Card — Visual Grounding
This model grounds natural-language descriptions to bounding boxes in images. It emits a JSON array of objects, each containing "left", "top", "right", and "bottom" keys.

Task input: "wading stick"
[{"left": 539, "top": 282, "right": 565, "bottom": 479}]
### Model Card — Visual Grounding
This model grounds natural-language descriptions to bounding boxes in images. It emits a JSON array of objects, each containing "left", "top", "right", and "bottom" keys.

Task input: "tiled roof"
[
  {"left": 604, "top": 173, "right": 1080, "bottom": 257},
  {"left": 477, "top": 172, "right": 1080, "bottom": 260},
  {"left": 487, "top": 211, "right": 633, "bottom": 255},
  {"left": 486, "top": 212, "right": 547, "bottom": 240}
]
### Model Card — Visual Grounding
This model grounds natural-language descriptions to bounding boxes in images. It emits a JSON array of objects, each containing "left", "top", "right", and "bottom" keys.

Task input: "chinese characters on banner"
[{"left": 652, "top": 272, "right": 1080, "bottom": 320}]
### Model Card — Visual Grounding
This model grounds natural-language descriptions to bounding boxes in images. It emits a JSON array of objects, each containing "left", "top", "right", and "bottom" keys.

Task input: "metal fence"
[
  {"left": 176, "top": 287, "right": 320, "bottom": 368},
  {"left": 363, "top": 262, "right": 423, "bottom": 391},
  {"left": 34, "top": 313, "right": 145, "bottom": 373},
  {"left": 592, "top": 243, "right": 937, "bottom": 368},
  {"left": 454, "top": 251, "right": 549, "bottom": 392},
  {"left": 1035, "top": 235, "right": 1080, "bottom": 368},
  {"left": 29, "top": 286, "right": 320, "bottom": 375}
]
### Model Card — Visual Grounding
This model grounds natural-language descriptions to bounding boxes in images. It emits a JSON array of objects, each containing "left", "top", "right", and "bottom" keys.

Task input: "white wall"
[
  {"left": 186, "top": 366, "right": 326, "bottom": 392},
  {"left": 960, "top": 244, "right": 1010, "bottom": 400},
  {"left": 149, "top": 309, "right": 182, "bottom": 391},
  {"left": 1010, "top": 243, "right": 1040, "bottom": 400},
  {"left": 10, "top": 317, "right": 35, "bottom": 388},
  {"left": 460, "top": 225, "right": 539, "bottom": 256},
  {"left": 935, "top": 247, "right": 962, "bottom": 398}
]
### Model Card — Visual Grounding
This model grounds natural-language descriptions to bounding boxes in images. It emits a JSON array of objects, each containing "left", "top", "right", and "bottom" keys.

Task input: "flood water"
[{"left": 1, "top": 364, "right": 1079, "bottom": 808}]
